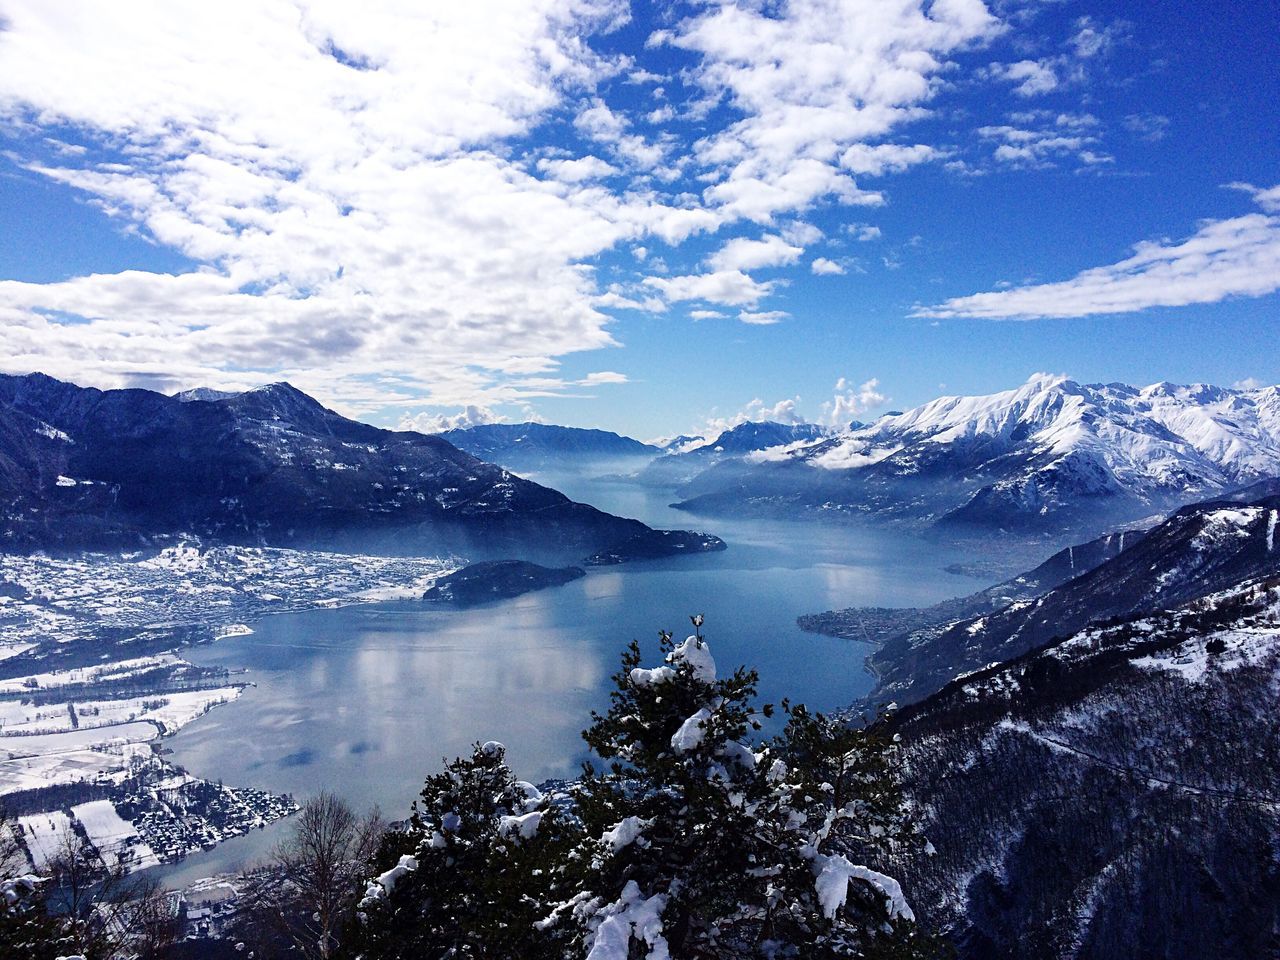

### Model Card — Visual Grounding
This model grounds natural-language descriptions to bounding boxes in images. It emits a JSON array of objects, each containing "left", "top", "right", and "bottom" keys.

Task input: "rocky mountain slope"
[
  {"left": 0, "top": 373, "right": 722, "bottom": 563},
  {"left": 671, "top": 375, "right": 1280, "bottom": 538},
  {"left": 887, "top": 575, "right": 1280, "bottom": 959}
]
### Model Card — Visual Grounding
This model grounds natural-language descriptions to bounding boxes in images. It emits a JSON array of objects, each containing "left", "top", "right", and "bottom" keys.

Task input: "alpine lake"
[{"left": 155, "top": 472, "right": 1000, "bottom": 886}]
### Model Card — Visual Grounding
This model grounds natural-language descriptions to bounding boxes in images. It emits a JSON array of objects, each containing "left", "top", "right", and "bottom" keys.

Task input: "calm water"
[{"left": 156, "top": 477, "right": 984, "bottom": 885}]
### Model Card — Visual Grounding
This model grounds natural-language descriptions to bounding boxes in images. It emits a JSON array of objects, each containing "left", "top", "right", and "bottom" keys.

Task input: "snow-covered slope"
[
  {"left": 673, "top": 375, "right": 1280, "bottom": 535},
  {"left": 864, "top": 492, "right": 1280, "bottom": 708},
  {"left": 891, "top": 575, "right": 1280, "bottom": 959},
  {"left": 638, "top": 420, "right": 829, "bottom": 486}
]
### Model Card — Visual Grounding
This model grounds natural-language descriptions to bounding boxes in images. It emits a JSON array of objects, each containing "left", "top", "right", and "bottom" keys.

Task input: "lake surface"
[{"left": 156, "top": 476, "right": 986, "bottom": 886}]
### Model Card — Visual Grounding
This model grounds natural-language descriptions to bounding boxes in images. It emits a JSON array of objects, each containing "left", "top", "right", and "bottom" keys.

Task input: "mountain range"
[
  {"left": 437, "top": 422, "right": 659, "bottom": 473},
  {"left": 668, "top": 375, "right": 1280, "bottom": 538},
  {"left": 0, "top": 373, "right": 722, "bottom": 563}
]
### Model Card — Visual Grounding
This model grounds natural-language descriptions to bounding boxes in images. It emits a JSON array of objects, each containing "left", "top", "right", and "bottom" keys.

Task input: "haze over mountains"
[
  {"left": 0, "top": 373, "right": 721, "bottom": 563},
  {"left": 436, "top": 373, "right": 1280, "bottom": 544}
]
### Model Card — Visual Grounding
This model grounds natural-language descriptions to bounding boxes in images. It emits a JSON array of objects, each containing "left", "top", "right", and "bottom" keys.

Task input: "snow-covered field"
[{"left": 0, "top": 540, "right": 452, "bottom": 874}]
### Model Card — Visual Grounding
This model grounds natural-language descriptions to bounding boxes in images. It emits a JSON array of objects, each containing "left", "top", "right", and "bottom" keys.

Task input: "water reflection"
[{"left": 156, "top": 485, "right": 983, "bottom": 886}]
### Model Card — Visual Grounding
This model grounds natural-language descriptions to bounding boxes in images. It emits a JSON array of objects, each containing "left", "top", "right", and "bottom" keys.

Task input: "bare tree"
[
  {"left": 236, "top": 792, "right": 384, "bottom": 960},
  {"left": 1, "top": 808, "right": 177, "bottom": 960}
]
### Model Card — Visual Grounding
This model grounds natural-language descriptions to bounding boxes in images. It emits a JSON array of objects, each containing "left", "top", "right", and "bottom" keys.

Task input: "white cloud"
[
  {"left": 811, "top": 258, "right": 845, "bottom": 275},
  {"left": 737, "top": 310, "right": 789, "bottom": 325},
  {"left": 537, "top": 155, "right": 619, "bottom": 182},
  {"left": 703, "top": 396, "right": 805, "bottom": 434},
  {"left": 978, "top": 117, "right": 1109, "bottom": 168},
  {"left": 920, "top": 189, "right": 1280, "bottom": 319},
  {"left": 0, "top": 0, "right": 666, "bottom": 411},
  {"left": 642, "top": 270, "right": 776, "bottom": 307},
  {"left": 992, "top": 59, "right": 1059, "bottom": 97},
  {"left": 578, "top": 370, "right": 629, "bottom": 385},
  {"left": 839, "top": 142, "right": 940, "bottom": 176},
  {"left": 823, "top": 377, "right": 887, "bottom": 426},
  {"left": 707, "top": 235, "right": 803, "bottom": 272},
  {"left": 665, "top": 0, "right": 1000, "bottom": 221},
  {"left": 1226, "top": 181, "right": 1280, "bottom": 213},
  {"left": 399, "top": 404, "right": 503, "bottom": 434},
  {"left": 1232, "top": 377, "right": 1265, "bottom": 391},
  {"left": 689, "top": 309, "right": 727, "bottom": 320}
]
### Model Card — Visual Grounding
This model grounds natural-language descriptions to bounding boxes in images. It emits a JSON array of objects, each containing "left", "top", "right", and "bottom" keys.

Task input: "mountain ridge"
[{"left": 0, "top": 373, "right": 723, "bottom": 564}]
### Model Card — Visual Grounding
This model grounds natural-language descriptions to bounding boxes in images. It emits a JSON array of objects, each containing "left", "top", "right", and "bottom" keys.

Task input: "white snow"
[
  {"left": 498, "top": 811, "right": 543, "bottom": 841},
  {"left": 586, "top": 880, "right": 670, "bottom": 960},
  {"left": 70, "top": 799, "right": 158, "bottom": 869},
  {"left": 601, "top": 816, "right": 649, "bottom": 852},
  {"left": 813, "top": 854, "right": 915, "bottom": 922},
  {"left": 16, "top": 810, "right": 74, "bottom": 870},
  {"left": 669, "top": 636, "right": 716, "bottom": 683},
  {"left": 1268, "top": 510, "right": 1277, "bottom": 552},
  {"left": 772, "top": 376, "right": 1280, "bottom": 504},
  {"left": 670, "top": 708, "right": 712, "bottom": 753},
  {"left": 360, "top": 854, "right": 418, "bottom": 909}
]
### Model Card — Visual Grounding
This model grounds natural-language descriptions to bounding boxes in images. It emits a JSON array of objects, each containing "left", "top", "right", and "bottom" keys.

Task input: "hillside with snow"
[
  {"left": 888, "top": 574, "right": 1280, "bottom": 958},
  {"left": 671, "top": 375, "right": 1280, "bottom": 537},
  {"left": 858, "top": 492, "right": 1280, "bottom": 709}
]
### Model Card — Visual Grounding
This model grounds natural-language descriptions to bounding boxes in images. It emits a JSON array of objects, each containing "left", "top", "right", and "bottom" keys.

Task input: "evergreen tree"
[
  {"left": 547, "top": 619, "right": 943, "bottom": 958},
  {"left": 354, "top": 741, "right": 575, "bottom": 959},
  {"left": 355, "top": 620, "right": 944, "bottom": 958}
]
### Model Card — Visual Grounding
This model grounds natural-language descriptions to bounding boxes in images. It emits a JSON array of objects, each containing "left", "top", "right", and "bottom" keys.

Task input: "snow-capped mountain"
[
  {"left": 673, "top": 375, "right": 1280, "bottom": 536},
  {"left": 0, "top": 373, "right": 722, "bottom": 563},
  {"left": 638, "top": 420, "right": 829, "bottom": 486},
  {"left": 890, "top": 573, "right": 1280, "bottom": 958}
]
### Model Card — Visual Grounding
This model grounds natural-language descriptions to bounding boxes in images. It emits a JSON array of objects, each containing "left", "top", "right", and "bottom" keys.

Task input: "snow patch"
[
  {"left": 813, "top": 854, "right": 915, "bottom": 922},
  {"left": 586, "top": 880, "right": 670, "bottom": 960},
  {"left": 670, "top": 708, "right": 712, "bottom": 753}
]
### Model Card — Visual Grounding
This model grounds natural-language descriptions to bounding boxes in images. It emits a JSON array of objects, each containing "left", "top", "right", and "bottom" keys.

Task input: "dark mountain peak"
[
  {"left": 0, "top": 371, "right": 723, "bottom": 564},
  {"left": 221, "top": 381, "right": 344, "bottom": 433},
  {"left": 174, "top": 386, "right": 239, "bottom": 403}
]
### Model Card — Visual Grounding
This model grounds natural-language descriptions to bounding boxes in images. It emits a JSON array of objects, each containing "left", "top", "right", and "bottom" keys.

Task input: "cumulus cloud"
[
  {"left": 642, "top": 270, "right": 776, "bottom": 307},
  {"left": 811, "top": 257, "right": 846, "bottom": 275},
  {"left": 537, "top": 155, "right": 620, "bottom": 182},
  {"left": 665, "top": 0, "right": 1000, "bottom": 221},
  {"left": 399, "top": 404, "right": 503, "bottom": 434},
  {"left": 839, "top": 142, "right": 940, "bottom": 176},
  {"left": 0, "top": 0, "right": 1070, "bottom": 415},
  {"left": 920, "top": 188, "right": 1280, "bottom": 319},
  {"left": 703, "top": 396, "right": 806, "bottom": 435},
  {"left": 702, "top": 376, "right": 886, "bottom": 435},
  {"left": 707, "top": 235, "right": 803, "bottom": 271},
  {"left": 823, "top": 377, "right": 887, "bottom": 426},
  {"left": 992, "top": 59, "right": 1059, "bottom": 97}
]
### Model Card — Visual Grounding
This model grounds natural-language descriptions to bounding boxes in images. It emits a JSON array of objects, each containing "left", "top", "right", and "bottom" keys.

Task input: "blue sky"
[{"left": 0, "top": 0, "right": 1276, "bottom": 440}]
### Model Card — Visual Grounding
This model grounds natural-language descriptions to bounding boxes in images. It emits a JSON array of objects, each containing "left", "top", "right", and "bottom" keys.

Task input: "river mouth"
[{"left": 154, "top": 480, "right": 992, "bottom": 887}]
